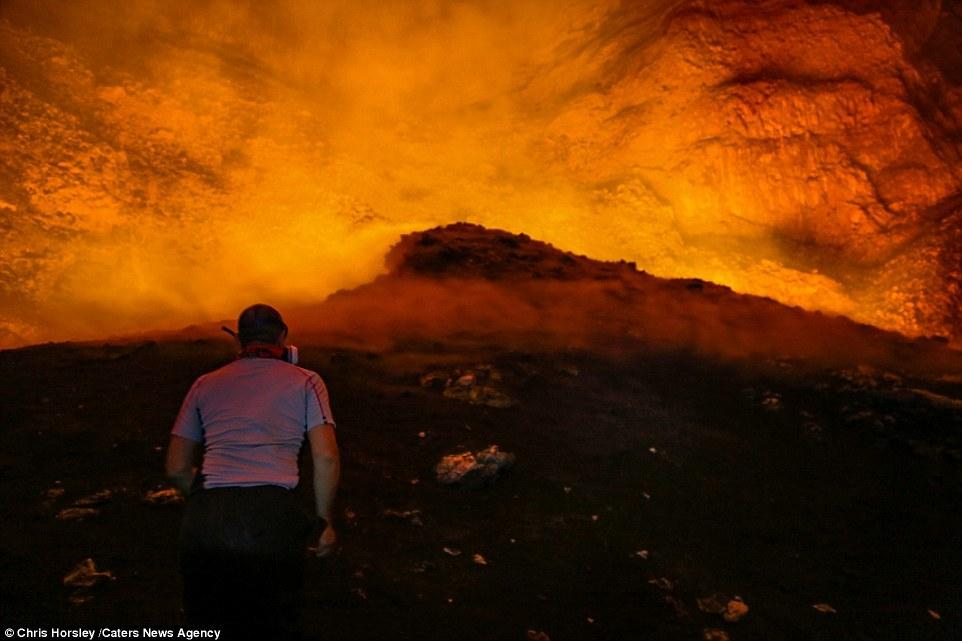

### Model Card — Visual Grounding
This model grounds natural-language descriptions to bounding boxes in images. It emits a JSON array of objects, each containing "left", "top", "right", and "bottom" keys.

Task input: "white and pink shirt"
[{"left": 172, "top": 358, "right": 335, "bottom": 490}]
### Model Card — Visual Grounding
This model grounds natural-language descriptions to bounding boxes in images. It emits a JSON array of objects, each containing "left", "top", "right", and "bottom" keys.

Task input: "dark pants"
[{"left": 179, "top": 485, "right": 311, "bottom": 640}]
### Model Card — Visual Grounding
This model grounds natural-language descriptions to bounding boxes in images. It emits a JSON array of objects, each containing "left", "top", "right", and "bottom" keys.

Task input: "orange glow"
[{"left": 1, "top": 1, "right": 959, "bottom": 347}]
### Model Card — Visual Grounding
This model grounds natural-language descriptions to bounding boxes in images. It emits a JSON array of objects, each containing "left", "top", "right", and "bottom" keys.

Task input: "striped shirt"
[{"left": 171, "top": 357, "right": 335, "bottom": 489}]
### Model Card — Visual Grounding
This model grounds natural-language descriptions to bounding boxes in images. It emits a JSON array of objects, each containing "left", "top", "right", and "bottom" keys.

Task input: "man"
[{"left": 165, "top": 304, "right": 339, "bottom": 638}]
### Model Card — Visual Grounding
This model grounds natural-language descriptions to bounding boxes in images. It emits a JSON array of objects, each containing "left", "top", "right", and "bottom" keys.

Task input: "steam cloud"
[{"left": 0, "top": 0, "right": 623, "bottom": 345}]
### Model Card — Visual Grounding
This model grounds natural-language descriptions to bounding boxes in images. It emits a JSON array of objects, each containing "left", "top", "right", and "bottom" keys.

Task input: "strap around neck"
[{"left": 240, "top": 342, "right": 285, "bottom": 360}]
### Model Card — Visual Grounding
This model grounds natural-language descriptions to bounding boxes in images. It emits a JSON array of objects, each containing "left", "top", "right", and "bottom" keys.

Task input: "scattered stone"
[
  {"left": 928, "top": 609, "right": 941, "bottom": 620},
  {"left": 63, "top": 558, "right": 114, "bottom": 589},
  {"left": 634, "top": 550, "right": 649, "bottom": 560},
  {"left": 56, "top": 507, "right": 100, "bottom": 521},
  {"left": 648, "top": 577, "right": 674, "bottom": 591},
  {"left": 723, "top": 598, "right": 749, "bottom": 623},
  {"left": 68, "top": 595, "right": 93, "bottom": 606},
  {"left": 443, "top": 384, "right": 515, "bottom": 408},
  {"left": 412, "top": 560, "right": 436, "bottom": 574},
  {"left": 422, "top": 365, "right": 516, "bottom": 407},
  {"left": 665, "top": 595, "right": 689, "bottom": 618},
  {"left": 143, "top": 488, "right": 184, "bottom": 506},
  {"left": 443, "top": 547, "right": 462, "bottom": 557},
  {"left": 435, "top": 445, "right": 515, "bottom": 488},
  {"left": 761, "top": 392, "right": 782, "bottom": 411},
  {"left": 472, "top": 553, "right": 488, "bottom": 565},
  {"left": 382, "top": 509, "right": 423, "bottom": 526},
  {"left": 834, "top": 366, "right": 906, "bottom": 392},
  {"left": 481, "top": 365, "right": 503, "bottom": 382},
  {"left": 73, "top": 490, "right": 113, "bottom": 506},
  {"left": 803, "top": 422, "right": 824, "bottom": 438},
  {"left": 881, "top": 372, "right": 904, "bottom": 385},
  {"left": 38, "top": 487, "right": 67, "bottom": 516},
  {"left": 845, "top": 410, "right": 886, "bottom": 430},
  {"left": 419, "top": 371, "right": 449, "bottom": 389},
  {"left": 526, "top": 630, "right": 550, "bottom": 641},
  {"left": 696, "top": 594, "right": 727, "bottom": 614},
  {"left": 812, "top": 603, "right": 837, "bottom": 614},
  {"left": 351, "top": 587, "right": 368, "bottom": 601},
  {"left": 703, "top": 629, "right": 730, "bottom": 641},
  {"left": 907, "top": 388, "right": 962, "bottom": 409}
]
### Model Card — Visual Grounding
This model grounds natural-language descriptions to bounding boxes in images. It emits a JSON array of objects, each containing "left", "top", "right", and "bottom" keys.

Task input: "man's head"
[{"left": 237, "top": 304, "right": 288, "bottom": 346}]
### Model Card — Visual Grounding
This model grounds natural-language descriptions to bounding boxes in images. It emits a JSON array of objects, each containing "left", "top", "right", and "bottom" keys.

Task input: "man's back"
[{"left": 172, "top": 358, "right": 334, "bottom": 489}]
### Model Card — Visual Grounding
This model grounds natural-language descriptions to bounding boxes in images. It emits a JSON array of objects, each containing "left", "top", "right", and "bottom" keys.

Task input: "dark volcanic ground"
[{"left": 1, "top": 338, "right": 961, "bottom": 641}]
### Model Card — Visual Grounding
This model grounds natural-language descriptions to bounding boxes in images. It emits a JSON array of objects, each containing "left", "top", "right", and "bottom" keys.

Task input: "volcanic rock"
[
  {"left": 55, "top": 507, "right": 100, "bottom": 521},
  {"left": 73, "top": 489, "right": 113, "bottom": 506},
  {"left": 723, "top": 598, "right": 749, "bottom": 623},
  {"left": 143, "top": 488, "right": 185, "bottom": 506},
  {"left": 382, "top": 509, "right": 423, "bottom": 526},
  {"left": 434, "top": 446, "right": 515, "bottom": 488},
  {"left": 310, "top": 224, "right": 962, "bottom": 376},
  {"left": 442, "top": 384, "right": 514, "bottom": 409},
  {"left": 696, "top": 594, "right": 728, "bottom": 615},
  {"left": 417, "top": 363, "right": 516, "bottom": 408},
  {"left": 63, "top": 558, "right": 114, "bottom": 589},
  {"left": 386, "top": 226, "right": 634, "bottom": 282}
]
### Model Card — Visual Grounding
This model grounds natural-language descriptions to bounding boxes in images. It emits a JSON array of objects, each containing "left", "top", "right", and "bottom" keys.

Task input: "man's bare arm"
[
  {"left": 307, "top": 423, "right": 339, "bottom": 556},
  {"left": 308, "top": 423, "right": 339, "bottom": 520},
  {"left": 166, "top": 435, "right": 201, "bottom": 494}
]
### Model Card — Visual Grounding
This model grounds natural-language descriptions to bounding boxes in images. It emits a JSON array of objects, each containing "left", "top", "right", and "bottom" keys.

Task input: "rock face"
[
  {"left": 0, "top": 22, "right": 240, "bottom": 347},
  {"left": 529, "top": 0, "right": 962, "bottom": 340}
]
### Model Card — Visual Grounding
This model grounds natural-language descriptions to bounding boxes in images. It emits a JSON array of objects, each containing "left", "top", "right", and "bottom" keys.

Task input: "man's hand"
[{"left": 313, "top": 524, "right": 337, "bottom": 558}]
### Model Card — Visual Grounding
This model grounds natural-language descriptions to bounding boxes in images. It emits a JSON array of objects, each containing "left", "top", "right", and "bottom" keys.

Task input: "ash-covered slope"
[{"left": 286, "top": 224, "right": 961, "bottom": 376}]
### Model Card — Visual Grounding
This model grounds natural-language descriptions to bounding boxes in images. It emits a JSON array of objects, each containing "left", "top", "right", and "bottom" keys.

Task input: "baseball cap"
[{"left": 237, "top": 304, "right": 288, "bottom": 345}]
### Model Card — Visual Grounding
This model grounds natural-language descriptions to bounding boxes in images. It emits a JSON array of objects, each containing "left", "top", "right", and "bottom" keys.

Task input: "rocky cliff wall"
[{"left": 531, "top": 0, "right": 962, "bottom": 339}]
